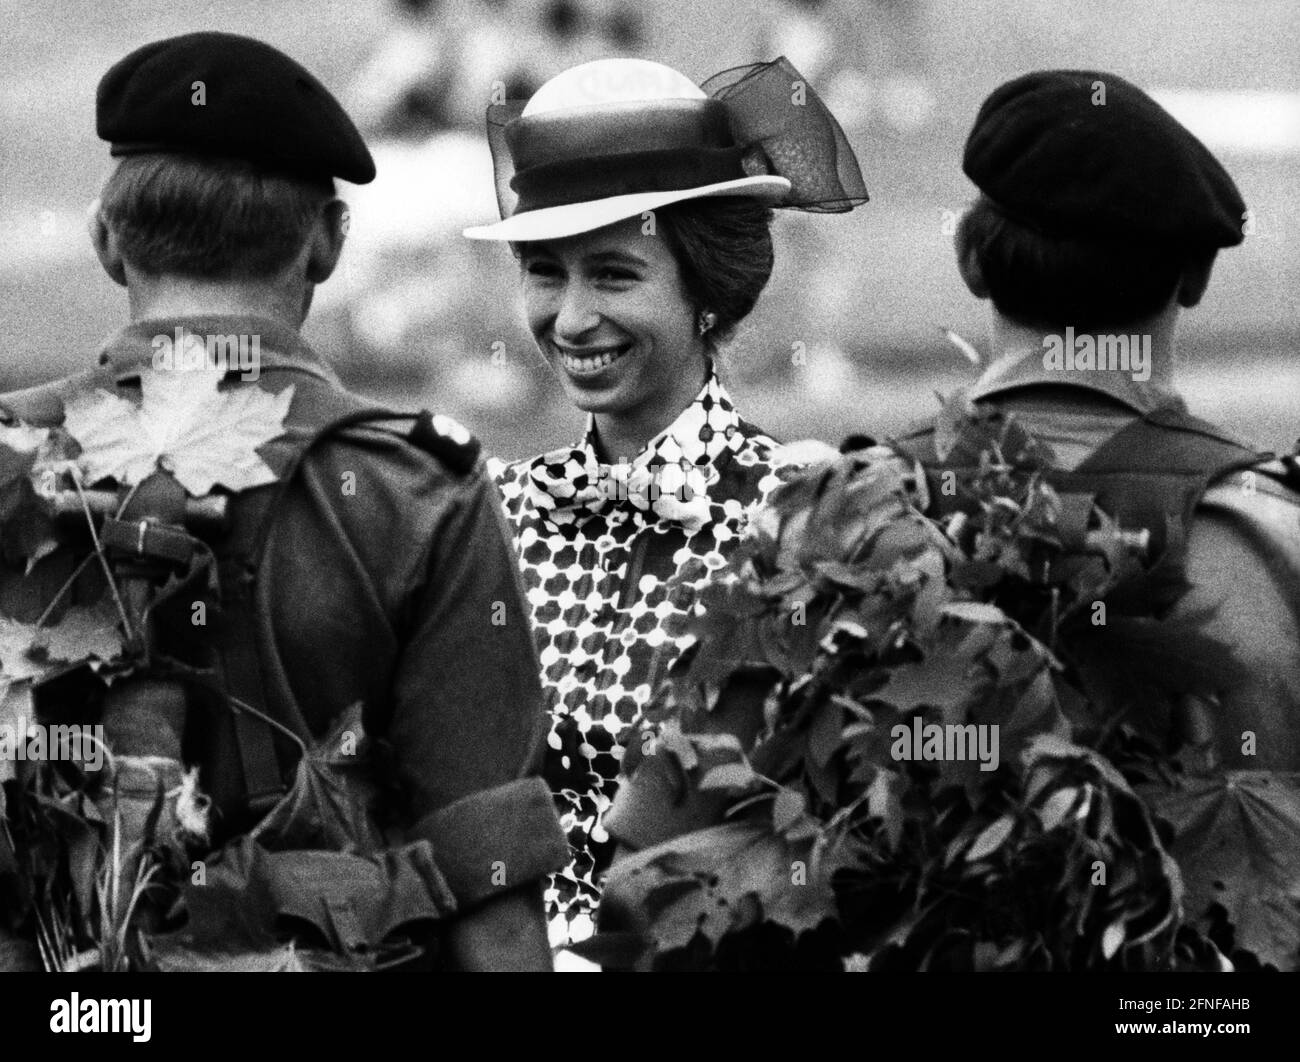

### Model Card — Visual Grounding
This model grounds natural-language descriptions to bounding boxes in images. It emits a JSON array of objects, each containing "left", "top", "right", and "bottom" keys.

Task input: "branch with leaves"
[{"left": 590, "top": 399, "right": 1294, "bottom": 972}]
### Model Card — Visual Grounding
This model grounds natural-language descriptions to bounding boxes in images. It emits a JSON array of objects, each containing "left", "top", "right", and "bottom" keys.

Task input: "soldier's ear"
[
  {"left": 955, "top": 226, "right": 990, "bottom": 300},
  {"left": 87, "top": 199, "right": 127, "bottom": 288},
  {"left": 1175, "top": 250, "right": 1216, "bottom": 309},
  {"left": 304, "top": 198, "right": 349, "bottom": 284}
]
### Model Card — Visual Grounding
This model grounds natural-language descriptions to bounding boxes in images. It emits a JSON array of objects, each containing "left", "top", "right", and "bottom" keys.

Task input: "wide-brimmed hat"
[{"left": 463, "top": 56, "right": 867, "bottom": 242}]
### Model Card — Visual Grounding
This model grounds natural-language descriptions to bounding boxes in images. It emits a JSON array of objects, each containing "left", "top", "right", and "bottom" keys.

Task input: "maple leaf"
[
  {"left": 0, "top": 422, "right": 47, "bottom": 489},
  {"left": 1144, "top": 771, "right": 1300, "bottom": 971},
  {"left": 0, "top": 616, "right": 49, "bottom": 681},
  {"left": 0, "top": 600, "right": 126, "bottom": 681},
  {"left": 27, "top": 600, "right": 127, "bottom": 669},
  {"left": 62, "top": 366, "right": 294, "bottom": 496}
]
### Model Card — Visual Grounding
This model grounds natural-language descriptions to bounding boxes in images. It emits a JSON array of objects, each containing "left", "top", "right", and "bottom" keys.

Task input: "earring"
[{"left": 697, "top": 311, "right": 717, "bottom": 336}]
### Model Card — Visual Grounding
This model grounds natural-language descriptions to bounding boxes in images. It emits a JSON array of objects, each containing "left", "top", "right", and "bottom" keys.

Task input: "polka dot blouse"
[{"left": 490, "top": 367, "right": 785, "bottom": 950}]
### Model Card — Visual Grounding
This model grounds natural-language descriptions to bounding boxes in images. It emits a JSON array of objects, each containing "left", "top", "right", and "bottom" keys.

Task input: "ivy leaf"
[{"left": 63, "top": 366, "right": 294, "bottom": 496}]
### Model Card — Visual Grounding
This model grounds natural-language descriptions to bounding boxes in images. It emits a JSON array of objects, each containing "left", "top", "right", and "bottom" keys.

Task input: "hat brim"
[{"left": 462, "top": 175, "right": 792, "bottom": 241}]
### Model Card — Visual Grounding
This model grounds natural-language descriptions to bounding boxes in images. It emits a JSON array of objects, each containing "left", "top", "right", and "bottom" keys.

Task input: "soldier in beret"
[
  {"left": 893, "top": 70, "right": 1300, "bottom": 768},
  {"left": 1, "top": 32, "right": 566, "bottom": 969}
]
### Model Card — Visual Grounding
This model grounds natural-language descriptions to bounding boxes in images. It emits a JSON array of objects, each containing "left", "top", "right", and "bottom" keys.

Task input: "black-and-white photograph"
[{"left": 0, "top": 0, "right": 1295, "bottom": 1039}]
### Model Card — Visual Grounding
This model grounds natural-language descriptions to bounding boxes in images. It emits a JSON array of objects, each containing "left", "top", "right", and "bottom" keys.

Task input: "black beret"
[
  {"left": 964, "top": 70, "right": 1245, "bottom": 248},
  {"left": 97, "top": 31, "right": 375, "bottom": 184}
]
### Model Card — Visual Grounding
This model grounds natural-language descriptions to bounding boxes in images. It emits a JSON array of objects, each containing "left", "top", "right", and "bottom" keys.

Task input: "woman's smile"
[{"left": 551, "top": 339, "right": 635, "bottom": 379}]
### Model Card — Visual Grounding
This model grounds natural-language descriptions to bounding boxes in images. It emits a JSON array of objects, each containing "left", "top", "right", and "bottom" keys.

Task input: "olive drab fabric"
[
  {"left": 892, "top": 404, "right": 1272, "bottom": 619},
  {"left": 891, "top": 398, "right": 1300, "bottom": 770}
]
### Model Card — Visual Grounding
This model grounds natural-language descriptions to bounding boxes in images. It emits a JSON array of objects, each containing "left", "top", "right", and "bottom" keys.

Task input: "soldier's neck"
[
  {"left": 988, "top": 305, "right": 1179, "bottom": 389},
  {"left": 125, "top": 270, "right": 311, "bottom": 332}
]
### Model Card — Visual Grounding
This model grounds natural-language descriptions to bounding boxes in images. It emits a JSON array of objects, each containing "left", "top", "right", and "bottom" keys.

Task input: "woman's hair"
[
  {"left": 956, "top": 195, "right": 1213, "bottom": 331},
  {"left": 100, "top": 154, "right": 335, "bottom": 280},
  {"left": 655, "top": 197, "right": 775, "bottom": 346}
]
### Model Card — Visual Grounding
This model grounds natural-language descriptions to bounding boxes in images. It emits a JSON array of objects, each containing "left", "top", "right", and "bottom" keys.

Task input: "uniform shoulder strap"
[{"left": 1053, "top": 405, "right": 1268, "bottom": 560}]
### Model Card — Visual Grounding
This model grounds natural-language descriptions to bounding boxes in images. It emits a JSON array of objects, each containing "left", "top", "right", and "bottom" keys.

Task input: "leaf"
[
  {"left": 0, "top": 618, "right": 46, "bottom": 681},
  {"left": 1101, "top": 920, "right": 1126, "bottom": 960},
  {"left": 940, "top": 601, "right": 1009, "bottom": 625},
  {"left": 965, "top": 815, "right": 1015, "bottom": 862},
  {"left": 249, "top": 703, "right": 385, "bottom": 855},
  {"left": 63, "top": 366, "right": 294, "bottom": 495},
  {"left": 26, "top": 601, "right": 126, "bottom": 670},
  {"left": 866, "top": 769, "right": 905, "bottom": 849},
  {"left": 808, "top": 698, "right": 843, "bottom": 768},
  {"left": 771, "top": 789, "right": 806, "bottom": 834},
  {"left": 0, "top": 424, "right": 45, "bottom": 493},
  {"left": 1037, "top": 787, "right": 1079, "bottom": 833},
  {"left": 698, "top": 762, "right": 757, "bottom": 791},
  {"left": 1144, "top": 771, "right": 1300, "bottom": 971},
  {"left": 875, "top": 634, "right": 979, "bottom": 721},
  {"left": 655, "top": 726, "right": 698, "bottom": 771}
]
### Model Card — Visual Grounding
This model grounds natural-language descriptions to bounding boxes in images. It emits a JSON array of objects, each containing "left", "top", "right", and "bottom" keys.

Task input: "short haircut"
[
  {"left": 656, "top": 197, "right": 775, "bottom": 346},
  {"left": 956, "top": 195, "right": 1215, "bottom": 331},
  {"left": 99, "top": 154, "right": 335, "bottom": 280}
]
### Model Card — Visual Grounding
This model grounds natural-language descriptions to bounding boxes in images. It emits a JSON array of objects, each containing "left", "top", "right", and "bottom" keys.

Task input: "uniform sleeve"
[{"left": 386, "top": 463, "right": 567, "bottom": 908}]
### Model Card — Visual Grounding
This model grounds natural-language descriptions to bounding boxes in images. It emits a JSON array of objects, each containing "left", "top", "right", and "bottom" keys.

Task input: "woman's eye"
[
  {"left": 595, "top": 268, "right": 637, "bottom": 283},
  {"left": 524, "top": 261, "right": 562, "bottom": 279}
]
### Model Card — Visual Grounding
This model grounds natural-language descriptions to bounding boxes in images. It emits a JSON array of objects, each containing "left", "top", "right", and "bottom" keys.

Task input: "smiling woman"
[{"left": 464, "top": 56, "right": 866, "bottom": 955}]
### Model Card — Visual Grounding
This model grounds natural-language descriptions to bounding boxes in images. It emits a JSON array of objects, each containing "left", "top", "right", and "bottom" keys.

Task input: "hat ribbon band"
[{"left": 511, "top": 146, "right": 746, "bottom": 212}]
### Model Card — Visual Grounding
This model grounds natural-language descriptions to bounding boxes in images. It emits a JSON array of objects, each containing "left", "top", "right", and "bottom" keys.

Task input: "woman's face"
[{"left": 517, "top": 216, "right": 705, "bottom": 418}]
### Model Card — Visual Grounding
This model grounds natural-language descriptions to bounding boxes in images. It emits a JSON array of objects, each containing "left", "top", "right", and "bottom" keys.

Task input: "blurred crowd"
[{"left": 3, "top": 0, "right": 1296, "bottom": 458}]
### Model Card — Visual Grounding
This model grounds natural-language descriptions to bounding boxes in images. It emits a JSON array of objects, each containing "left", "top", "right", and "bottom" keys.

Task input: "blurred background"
[{"left": 2, "top": 0, "right": 1297, "bottom": 458}]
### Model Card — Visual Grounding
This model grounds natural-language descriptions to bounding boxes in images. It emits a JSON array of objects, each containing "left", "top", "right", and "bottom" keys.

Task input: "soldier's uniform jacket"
[
  {"left": 0, "top": 314, "right": 568, "bottom": 917},
  {"left": 899, "top": 351, "right": 1300, "bottom": 770}
]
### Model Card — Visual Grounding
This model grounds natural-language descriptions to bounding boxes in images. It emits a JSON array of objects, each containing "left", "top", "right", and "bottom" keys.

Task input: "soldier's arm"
[{"left": 387, "top": 459, "right": 566, "bottom": 970}]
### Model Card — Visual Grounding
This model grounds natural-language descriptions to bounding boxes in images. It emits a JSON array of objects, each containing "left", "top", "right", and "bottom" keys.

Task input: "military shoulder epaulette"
[{"left": 406, "top": 411, "right": 482, "bottom": 475}]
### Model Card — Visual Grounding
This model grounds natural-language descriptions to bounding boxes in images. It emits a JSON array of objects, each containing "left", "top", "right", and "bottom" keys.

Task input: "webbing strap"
[
  {"left": 893, "top": 402, "right": 1275, "bottom": 616},
  {"left": 207, "top": 372, "right": 428, "bottom": 829}
]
